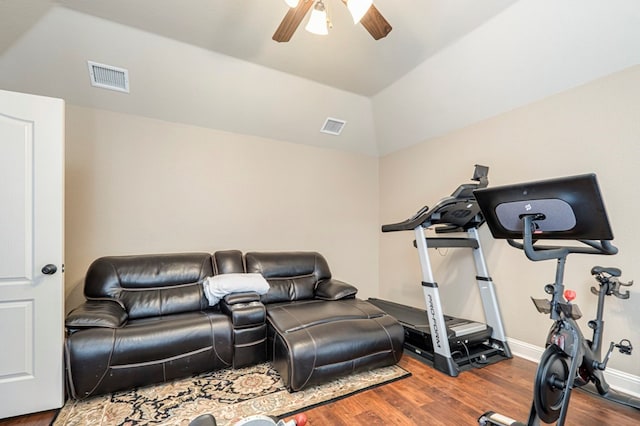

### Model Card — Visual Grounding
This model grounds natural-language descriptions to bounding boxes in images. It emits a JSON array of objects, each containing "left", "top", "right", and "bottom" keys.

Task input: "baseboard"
[
  {"left": 508, "top": 337, "right": 640, "bottom": 399},
  {"left": 507, "top": 338, "right": 543, "bottom": 364}
]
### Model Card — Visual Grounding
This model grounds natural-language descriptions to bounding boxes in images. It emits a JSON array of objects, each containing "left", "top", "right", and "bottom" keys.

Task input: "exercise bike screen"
[{"left": 473, "top": 173, "right": 614, "bottom": 241}]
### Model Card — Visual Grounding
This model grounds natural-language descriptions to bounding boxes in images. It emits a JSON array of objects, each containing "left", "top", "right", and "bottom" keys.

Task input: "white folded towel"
[{"left": 202, "top": 273, "right": 270, "bottom": 306}]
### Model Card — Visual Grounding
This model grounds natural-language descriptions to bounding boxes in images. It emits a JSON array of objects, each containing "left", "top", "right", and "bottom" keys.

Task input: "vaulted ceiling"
[
  {"left": 1, "top": 1, "right": 639, "bottom": 155},
  {"left": 1, "top": 0, "right": 517, "bottom": 96}
]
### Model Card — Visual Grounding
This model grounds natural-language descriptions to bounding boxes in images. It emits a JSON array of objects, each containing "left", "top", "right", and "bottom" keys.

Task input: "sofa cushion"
[
  {"left": 213, "top": 250, "right": 245, "bottom": 274},
  {"left": 266, "top": 299, "right": 385, "bottom": 333},
  {"left": 84, "top": 253, "right": 213, "bottom": 319},
  {"left": 65, "top": 310, "right": 233, "bottom": 398},
  {"left": 245, "top": 252, "right": 331, "bottom": 304},
  {"left": 259, "top": 275, "right": 317, "bottom": 304}
]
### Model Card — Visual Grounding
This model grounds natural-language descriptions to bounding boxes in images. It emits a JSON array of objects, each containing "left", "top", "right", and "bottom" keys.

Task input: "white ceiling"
[
  {"left": 1, "top": 0, "right": 516, "bottom": 97},
  {"left": 1, "top": 0, "right": 639, "bottom": 156}
]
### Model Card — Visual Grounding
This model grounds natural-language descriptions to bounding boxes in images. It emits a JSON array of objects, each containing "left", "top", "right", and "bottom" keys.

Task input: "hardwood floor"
[
  {"left": 304, "top": 355, "right": 640, "bottom": 426},
  {"left": 2, "top": 355, "right": 639, "bottom": 425},
  {"left": 0, "top": 410, "right": 58, "bottom": 426}
]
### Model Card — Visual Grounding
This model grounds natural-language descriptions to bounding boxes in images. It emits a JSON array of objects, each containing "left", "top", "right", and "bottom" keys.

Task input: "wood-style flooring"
[{"left": 2, "top": 354, "right": 639, "bottom": 425}]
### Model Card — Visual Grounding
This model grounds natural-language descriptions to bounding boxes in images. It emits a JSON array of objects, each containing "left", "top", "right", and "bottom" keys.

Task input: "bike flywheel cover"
[{"left": 533, "top": 345, "right": 570, "bottom": 423}]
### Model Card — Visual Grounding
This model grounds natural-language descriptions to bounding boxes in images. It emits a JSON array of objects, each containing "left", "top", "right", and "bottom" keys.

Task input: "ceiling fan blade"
[
  {"left": 359, "top": 4, "right": 392, "bottom": 40},
  {"left": 273, "top": 1, "right": 315, "bottom": 42}
]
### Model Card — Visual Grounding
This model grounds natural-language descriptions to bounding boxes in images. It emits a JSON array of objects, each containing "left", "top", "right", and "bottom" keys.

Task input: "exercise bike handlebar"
[{"left": 506, "top": 215, "right": 618, "bottom": 261}]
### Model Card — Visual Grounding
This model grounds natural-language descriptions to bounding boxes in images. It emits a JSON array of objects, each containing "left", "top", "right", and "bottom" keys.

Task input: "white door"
[{"left": 0, "top": 90, "right": 65, "bottom": 418}]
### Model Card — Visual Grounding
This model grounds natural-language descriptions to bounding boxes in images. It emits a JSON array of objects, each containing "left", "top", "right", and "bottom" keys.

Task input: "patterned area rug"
[{"left": 53, "top": 363, "right": 410, "bottom": 426}]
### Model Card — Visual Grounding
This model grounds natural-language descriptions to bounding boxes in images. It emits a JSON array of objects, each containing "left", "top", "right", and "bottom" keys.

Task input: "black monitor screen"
[{"left": 473, "top": 173, "right": 614, "bottom": 241}]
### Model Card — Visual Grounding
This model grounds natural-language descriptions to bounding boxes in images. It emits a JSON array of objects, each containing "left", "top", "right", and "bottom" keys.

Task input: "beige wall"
[
  {"left": 64, "top": 105, "right": 380, "bottom": 310},
  {"left": 0, "top": 6, "right": 378, "bottom": 157},
  {"left": 64, "top": 65, "right": 640, "bottom": 379},
  {"left": 379, "top": 65, "right": 640, "bottom": 376}
]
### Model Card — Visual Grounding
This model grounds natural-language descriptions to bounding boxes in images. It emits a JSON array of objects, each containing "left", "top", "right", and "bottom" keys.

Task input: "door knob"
[{"left": 42, "top": 264, "right": 57, "bottom": 275}]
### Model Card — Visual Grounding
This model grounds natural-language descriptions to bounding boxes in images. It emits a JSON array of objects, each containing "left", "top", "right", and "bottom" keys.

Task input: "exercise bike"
[{"left": 471, "top": 173, "right": 639, "bottom": 425}]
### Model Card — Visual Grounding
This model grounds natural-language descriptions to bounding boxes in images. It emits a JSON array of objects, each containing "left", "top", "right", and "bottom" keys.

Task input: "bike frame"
[
  {"left": 473, "top": 174, "right": 637, "bottom": 426},
  {"left": 510, "top": 215, "right": 617, "bottom": 425}
]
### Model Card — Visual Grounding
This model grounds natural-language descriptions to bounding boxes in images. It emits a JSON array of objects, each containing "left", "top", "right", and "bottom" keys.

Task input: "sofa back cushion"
[
  {"left": 213, "top": 250, "right": 245, "bottom": 274},
  {"left": 84, "top": 253, "right": 213, "bottom": 319},
  {"left": 244, "top": 252, "right": 331, "bottom": 304}
]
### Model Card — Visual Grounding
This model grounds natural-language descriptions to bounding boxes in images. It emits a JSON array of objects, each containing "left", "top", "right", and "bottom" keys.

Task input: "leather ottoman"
[{"left": 266, "top": 298, "right": 404, "bottom": 391}]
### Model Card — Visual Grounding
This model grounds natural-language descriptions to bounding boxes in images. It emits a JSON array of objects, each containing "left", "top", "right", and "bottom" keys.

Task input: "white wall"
[
  {"left": 373, "top": 0, "right": 640, "bottom": 155},
  {"left": 64, "top": 105, "right": 380, "bottom": 310},
  {"left": 378, "top": 65, "right": 640, "bottom": 378},
  {"left": 0, "top": 6, "right": 377, "bottom": 156}
]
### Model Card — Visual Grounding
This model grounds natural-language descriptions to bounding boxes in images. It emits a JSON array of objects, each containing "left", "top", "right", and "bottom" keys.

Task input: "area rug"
[{"left": 53, "top": 363, "right": 410, "bottom": 426}]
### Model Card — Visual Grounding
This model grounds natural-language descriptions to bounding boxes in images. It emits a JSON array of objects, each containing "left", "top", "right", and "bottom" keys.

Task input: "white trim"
[
  {"left": 508, "top": 337, "right": 640, "bottom": 399},
  {"left": 507, "top": 337, "right": 544, "bottom": 363}
]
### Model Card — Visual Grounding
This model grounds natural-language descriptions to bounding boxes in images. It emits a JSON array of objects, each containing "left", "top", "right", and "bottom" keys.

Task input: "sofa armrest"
[
  {"left": 65, "top": 300, "right": 128, "bottom": 329},
  {"left": 222, "top": 291, "right": 261, "bottom": 305},
  {"left": 315, "top": 279, "right": 358, "bottom": 301},
  {"left": 220, "top": 292, "right": 265, "bottom": 328},
  {"left": 219, "top": 291, "right": 267, "bottom": 368}
]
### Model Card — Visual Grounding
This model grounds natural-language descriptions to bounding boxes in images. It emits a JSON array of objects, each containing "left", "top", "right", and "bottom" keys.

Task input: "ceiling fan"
[{"left": 273, "top": 0, "right": 392, "bottom": 42}]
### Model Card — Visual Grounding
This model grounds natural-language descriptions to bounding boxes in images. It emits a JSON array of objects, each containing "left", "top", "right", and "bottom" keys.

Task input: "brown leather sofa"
[{"left": 64, "top": 251, "right": 404, "bottom": 399}]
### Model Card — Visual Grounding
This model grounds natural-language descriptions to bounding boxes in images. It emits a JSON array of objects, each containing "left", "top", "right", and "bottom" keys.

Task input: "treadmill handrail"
[
  {"left": 381, "top": 205, "right": 431, "bottom": 232},
  {"left": 382, "top": 165, "right": 489, "bottom": 233},
  {"left": 507, "top": 215, "right": 618, "bottom": 261},
  {"left": 381, "top": 195, "right": 469, "bottom": 232}
]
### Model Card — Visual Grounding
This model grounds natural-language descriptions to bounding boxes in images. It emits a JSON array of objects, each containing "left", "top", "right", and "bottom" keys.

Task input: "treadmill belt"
[
  {"left": 369, "top": 298, "right": 430, "bottom": 328},
  {"left": 368, "top": 298, "right": 488, "bottom": 337}
]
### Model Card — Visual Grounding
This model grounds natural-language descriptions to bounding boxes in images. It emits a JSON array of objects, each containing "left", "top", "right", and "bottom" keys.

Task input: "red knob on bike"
[{"left": 564, "top": 289, "right": 576, "bottom": 302}]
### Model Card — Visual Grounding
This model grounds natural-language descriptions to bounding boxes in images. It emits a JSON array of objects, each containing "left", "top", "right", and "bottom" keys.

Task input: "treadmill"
[{"left": 370, "top": 165, "right": 512, "bottom": 376}]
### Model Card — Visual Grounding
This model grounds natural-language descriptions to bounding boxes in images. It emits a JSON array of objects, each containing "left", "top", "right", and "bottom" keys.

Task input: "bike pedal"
[{"left": 616, "top": 339, "right": 633, "bottom": 355}]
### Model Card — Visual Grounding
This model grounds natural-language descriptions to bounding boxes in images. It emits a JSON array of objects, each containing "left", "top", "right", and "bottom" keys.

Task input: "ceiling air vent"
[
  {"left": 320, "top": 117, "right": 346, "bottom": 135},
  {"left": 87, "top": 61, "right": 130, "bottom": 93}
]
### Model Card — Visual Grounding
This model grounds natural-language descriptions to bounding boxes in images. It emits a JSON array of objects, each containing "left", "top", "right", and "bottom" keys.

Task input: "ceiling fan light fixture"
[
  {"left": 305, "top": 1, "right": 329, "bottom": 35},
  {"left": 284, "top": 0, "right": 299, "bottom": 7},
  {"left": 347, "top": 0, "right": 372, "bottom": 24}
]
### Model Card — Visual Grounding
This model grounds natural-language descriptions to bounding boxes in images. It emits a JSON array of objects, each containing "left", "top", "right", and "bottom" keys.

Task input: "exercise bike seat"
[{"left": 591, "top": 266, "right": 621, "bottom": 277}]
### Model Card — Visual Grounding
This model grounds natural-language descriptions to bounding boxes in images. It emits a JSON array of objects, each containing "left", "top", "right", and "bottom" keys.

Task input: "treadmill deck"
[{"left": 368, "top": 298, "right": 492, "bottom": 344}]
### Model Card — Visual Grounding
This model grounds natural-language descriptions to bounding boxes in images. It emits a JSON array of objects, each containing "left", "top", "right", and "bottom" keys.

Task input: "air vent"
[
  {"left": 320, "top": 117, "right": 346, "bottom": 135},
  {"left": 87, "top": 61, "right": 129, "bottom": 93}
]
